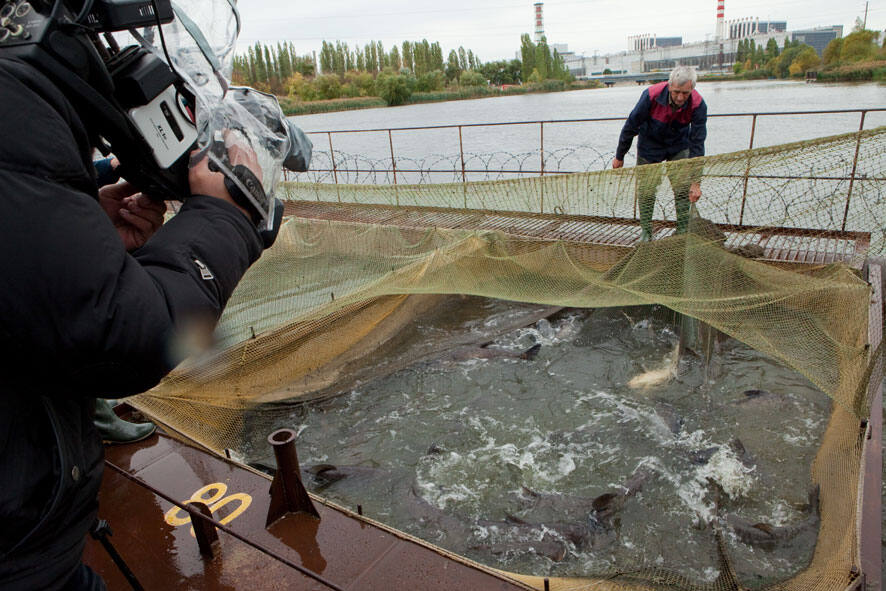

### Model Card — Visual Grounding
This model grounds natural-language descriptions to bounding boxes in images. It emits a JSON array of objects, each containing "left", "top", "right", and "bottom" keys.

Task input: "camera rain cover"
[{"left": 122, "top": 0, "right": 297, "bottom": 229}]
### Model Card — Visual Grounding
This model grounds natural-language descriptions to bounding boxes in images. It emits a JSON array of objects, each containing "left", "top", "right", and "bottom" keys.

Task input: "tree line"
[
  {"left": 232, "top": 35, "right": 575, "bottom": 105},
  {"left": 732, "top": 23, "right": 885, "bottom": 79},
  {"left": 822, "top": 27, "right": 885, "bottom": 66},
  {"left": 519, "top": 34, "right": 572, "bottom": 83},
  {"left": 732, "top": 37, "right": 820, "bottom": 78},
  {"left": 232, "top": 42, "right": 316, "bottom": 93}
]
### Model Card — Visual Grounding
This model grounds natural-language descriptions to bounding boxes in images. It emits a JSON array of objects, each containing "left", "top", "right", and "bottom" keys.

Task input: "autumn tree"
[
  {"left": 520, "top": 34, "right": 535, "bottom": 81},
  {"left": 788, "top": 46, "right": 821, "bottom": 76}
]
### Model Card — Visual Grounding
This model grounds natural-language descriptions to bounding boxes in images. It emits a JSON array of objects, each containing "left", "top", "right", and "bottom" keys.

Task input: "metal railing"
[{"left": 284, "top": 108, "right": 886, "bottom": 230}]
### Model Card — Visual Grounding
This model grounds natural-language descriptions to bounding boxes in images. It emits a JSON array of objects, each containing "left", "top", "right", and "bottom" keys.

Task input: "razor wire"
[{"left": 286, "top": 144, "right": 615, "bottom": 185}]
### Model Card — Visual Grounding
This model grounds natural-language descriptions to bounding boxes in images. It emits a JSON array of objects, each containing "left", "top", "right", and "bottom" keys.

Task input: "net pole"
[
  {"left": 327, "top": 132, "right": 340, "bottom": 203},
  {"left": 738, "top": 114, "right": 757, "bottom": 225},
  {"left": 388, "top": 130, "right": 399, "bottom": 206},
  {"left": 842, "top": 111, "right": 867, "bottom": 231},
  {"left": 459, "top": 125, "right": 467, "bottom": 208},
  {"left": 539, "top": 121, "right": 545, "bottom": 214}
]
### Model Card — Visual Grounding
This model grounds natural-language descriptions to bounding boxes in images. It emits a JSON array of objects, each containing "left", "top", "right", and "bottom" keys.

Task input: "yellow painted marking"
[{"left": 163, "top": 483, "right": 252, "bottom": 536}]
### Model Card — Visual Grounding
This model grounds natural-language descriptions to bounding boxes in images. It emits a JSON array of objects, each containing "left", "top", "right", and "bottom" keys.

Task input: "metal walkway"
[
  {"left": 284, "top": 200, "right": 871, "bottom": 269},
  {"left": 84, "top": 425, "right": 532, "bottom": 591}
]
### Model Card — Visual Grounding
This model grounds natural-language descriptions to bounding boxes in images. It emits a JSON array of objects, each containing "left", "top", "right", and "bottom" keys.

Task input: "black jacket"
[{"left": 0, "top": 58, "right": 263, "bottom": 589}]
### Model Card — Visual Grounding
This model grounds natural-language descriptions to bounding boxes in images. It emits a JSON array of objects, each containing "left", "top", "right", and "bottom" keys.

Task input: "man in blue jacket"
[{"left": 612, "top": 66, "right": 708, "bottom": 241}]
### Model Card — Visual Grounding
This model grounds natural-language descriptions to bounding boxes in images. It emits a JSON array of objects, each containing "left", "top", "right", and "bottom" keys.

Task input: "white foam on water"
[
  {"left": 558, "top": 453, "right": 576, "bottom": 476},
  {"left": 675, "top": 477, "right": 716, "bottom": 525},
  {"left": 700, "top": 567, "right": 721, "bottom": 583},
  {"left": 433, "top": 484, "right": 475, "bottom": 507},
  {"left": 579, "top": 388, "right": 679, "bottom": 446},
  {"left": 770, "top": 499, "right": 800, "bottom": 527},
  {"left": 497, "top": 314, "right": 583, "bottom": 349},
  {"left": 695, "top": 447, "right": 756, "bottom": 500},
  {"left": 677, "top": 429, "right": 711, "bottom": 448},
  {"left": 779, "top": 416, "right": 825, "bottom": 447},
  {"left": 415, "top": 450, "right": 484, "bottom": 509}
]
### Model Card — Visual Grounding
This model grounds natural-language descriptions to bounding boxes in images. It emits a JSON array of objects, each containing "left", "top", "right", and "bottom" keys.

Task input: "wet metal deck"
[
  {"left": 283, "top": 201, "right": 871, "bottom": 269},
  {"left": 82, "top": 431, "right": 532, "bottom": 591}
]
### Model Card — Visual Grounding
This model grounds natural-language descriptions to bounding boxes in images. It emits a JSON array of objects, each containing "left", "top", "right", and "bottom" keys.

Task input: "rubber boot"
[{"left": 94, "top": 399, "right": 156, "bottom": 444}]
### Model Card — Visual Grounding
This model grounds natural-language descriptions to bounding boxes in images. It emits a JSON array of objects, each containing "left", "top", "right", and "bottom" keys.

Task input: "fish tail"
[{"left": 520, "top": 343, "right": 542, "bottom": 360}]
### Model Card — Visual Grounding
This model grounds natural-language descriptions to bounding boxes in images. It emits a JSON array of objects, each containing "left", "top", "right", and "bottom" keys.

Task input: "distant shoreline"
[
  {"left": 281, "top": 71, "right": 884, "bottom": 118},
  {"left": 701, "top": 60, "right": 886, "bottom": 85},
  {"left": 281, "top": 80, "right": 605, "bottom": 117}
]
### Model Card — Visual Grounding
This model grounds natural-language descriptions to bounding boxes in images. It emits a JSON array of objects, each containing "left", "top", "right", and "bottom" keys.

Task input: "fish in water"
[
  {"left": 688, "top": 438, "right": 755, "bottom": 469},
  {"left": 425, "top": 443, "right": 447, "bottom": 455},
  {"left": 732, "top": 389, "right": 790, "bottom": 408},
  {"left": 404, "top": 483, "right": 607, "bottom": 560},
  {"left": 650, "top": 398, "right": 684, "bottom": 435},
  {"left": 488, "top": 467, "right": 653, "bottom": 556},
  {"left": 515, "top": 465, "right": 652, "bottom": 526},
  {"left": 627, "top": 343, "right": 680, "bottom": 389},
  {"left": 741, "top": 389, "right": 770, "bottom": 399},
  {"left": 470, "top": 536, "right": 567, "bottom": 562},
  {"left": 402, "top": 485, "right": 590, "bottom": 560},
  {"left": 588, "top": 466, "right": 651, "bottom": 524},
  {"left": 481, "top": 514, "right": 600, "bottom": 550},
  {"left": 443, "top": 342, "right": 541, "bottom": 363},
  {"left": 300, "top": 463, "right": 397, "bottom": 492},
  {"left": 726, "top": 485, "right": 821, "bottom": 551}
]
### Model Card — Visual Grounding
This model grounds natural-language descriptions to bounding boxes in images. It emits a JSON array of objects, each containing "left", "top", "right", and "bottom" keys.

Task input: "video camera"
[{"left": 0, "top": 0, "right": 311, "bottom": 233}]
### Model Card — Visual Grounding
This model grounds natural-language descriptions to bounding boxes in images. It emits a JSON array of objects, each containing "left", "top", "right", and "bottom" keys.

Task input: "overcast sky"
[{"left": 235, "top": 0, "right": 883, "bottom": 62}]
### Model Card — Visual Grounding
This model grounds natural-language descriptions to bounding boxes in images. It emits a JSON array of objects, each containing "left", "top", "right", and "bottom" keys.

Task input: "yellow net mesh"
[{"left": 131, "top": 126, "right": 884, "bottom": 591}]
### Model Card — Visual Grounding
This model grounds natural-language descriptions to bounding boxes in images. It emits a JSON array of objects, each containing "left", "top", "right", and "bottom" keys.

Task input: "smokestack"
[
  {"left": 715, "top": 0, "right": 725, "bottom": 40},
  {"left": 534, "top": 2, "right": 544, "bottom": 43}
]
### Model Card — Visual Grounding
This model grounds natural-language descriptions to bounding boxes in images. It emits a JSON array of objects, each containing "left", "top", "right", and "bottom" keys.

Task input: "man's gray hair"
[{"left": 669, "top": 66, "right": 697, "bottom": 88}]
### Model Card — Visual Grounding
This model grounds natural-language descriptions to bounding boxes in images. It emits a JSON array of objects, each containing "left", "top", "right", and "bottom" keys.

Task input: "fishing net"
[{"left": 130, "top": 126, "right": 885, "bottom": 591}]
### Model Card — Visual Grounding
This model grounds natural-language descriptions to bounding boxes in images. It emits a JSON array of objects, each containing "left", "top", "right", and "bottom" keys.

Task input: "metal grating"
[{"left": 283, "top": 201, "right": 870, "bottom": 268}]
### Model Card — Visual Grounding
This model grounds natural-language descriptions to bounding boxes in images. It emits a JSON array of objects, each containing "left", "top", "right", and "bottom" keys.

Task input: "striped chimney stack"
[
  {"left": 716, "top": 0, "right": 725, "bottom": 40},
  {"left": 534, "top": 3, "right": 544, "bottom": 43}
]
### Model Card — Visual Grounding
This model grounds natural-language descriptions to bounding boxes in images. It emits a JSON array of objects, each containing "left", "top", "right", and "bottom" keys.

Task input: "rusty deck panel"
[
  {"left": 82, "top": 431, "right": 532, "bottom": 591},
  {"left": 283, "top": 201, "right": 871, "bottom": 269}
]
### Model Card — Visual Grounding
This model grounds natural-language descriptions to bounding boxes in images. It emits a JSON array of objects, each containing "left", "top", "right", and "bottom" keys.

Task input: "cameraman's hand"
[
  {"left": 99, "top": 181, "right": 167, "bottom": 251},
  {"left": 188, "top": 131, "right": 262, "bottom": 220}
]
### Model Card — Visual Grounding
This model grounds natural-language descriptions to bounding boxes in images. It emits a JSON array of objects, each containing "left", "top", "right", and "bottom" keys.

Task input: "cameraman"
[{"left": 0, "top": 53, "right": 266, "bottom": 591}]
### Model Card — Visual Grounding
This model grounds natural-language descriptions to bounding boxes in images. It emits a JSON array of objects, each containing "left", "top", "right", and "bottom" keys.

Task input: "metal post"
[
  {"left": 842, "top": 111, "right": 867, "bottom": 231},
  {"left": 388, "top": 129, "right": 399, "bottom": 206},
  {"left": 458, "top": 126, "right": 467, "bottom": 208},
  {"left": 188, "top": 501, "right": 220, "bottom": 558},
  {"left": 738, "top": 114, "right": 757, "bottom": 225},
  {"left": 539, "top": 121, "right": 545, "bottom": 214},
  {"left": 388, "top": 130, "right": 398, "bottom": 186},
  {"left": 327, "top": 132, "right": 340, "bottom": 203},
  {"left": 265, "top": 428, "right": 320, "bottom": 526}
]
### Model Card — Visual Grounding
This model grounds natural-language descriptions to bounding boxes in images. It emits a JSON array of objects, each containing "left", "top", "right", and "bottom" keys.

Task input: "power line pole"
[{"left": 863, "top": 1, "right": 869, "bottom": 29}]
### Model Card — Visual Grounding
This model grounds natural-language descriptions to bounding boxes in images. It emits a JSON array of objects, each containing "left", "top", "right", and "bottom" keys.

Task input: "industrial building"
[
  {"left": 791, "top": 26, "right": 844, "bottom": 56},
  {"left": 528, "top": 1, "right": 844, "bottom": 78}
]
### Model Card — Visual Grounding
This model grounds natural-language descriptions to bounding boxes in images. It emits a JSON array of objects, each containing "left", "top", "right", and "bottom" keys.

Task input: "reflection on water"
[{"left": 247, "top": 296, "right": 830, "bottom": 585}]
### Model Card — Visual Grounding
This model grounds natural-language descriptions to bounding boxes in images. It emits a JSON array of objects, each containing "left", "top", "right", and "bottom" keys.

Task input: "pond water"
[
  {"left": 287, "top": 80, "right": 886, "bottom": 184},
  {"left": 246, "top": 296, "right": 832, "bottom": 585}
]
